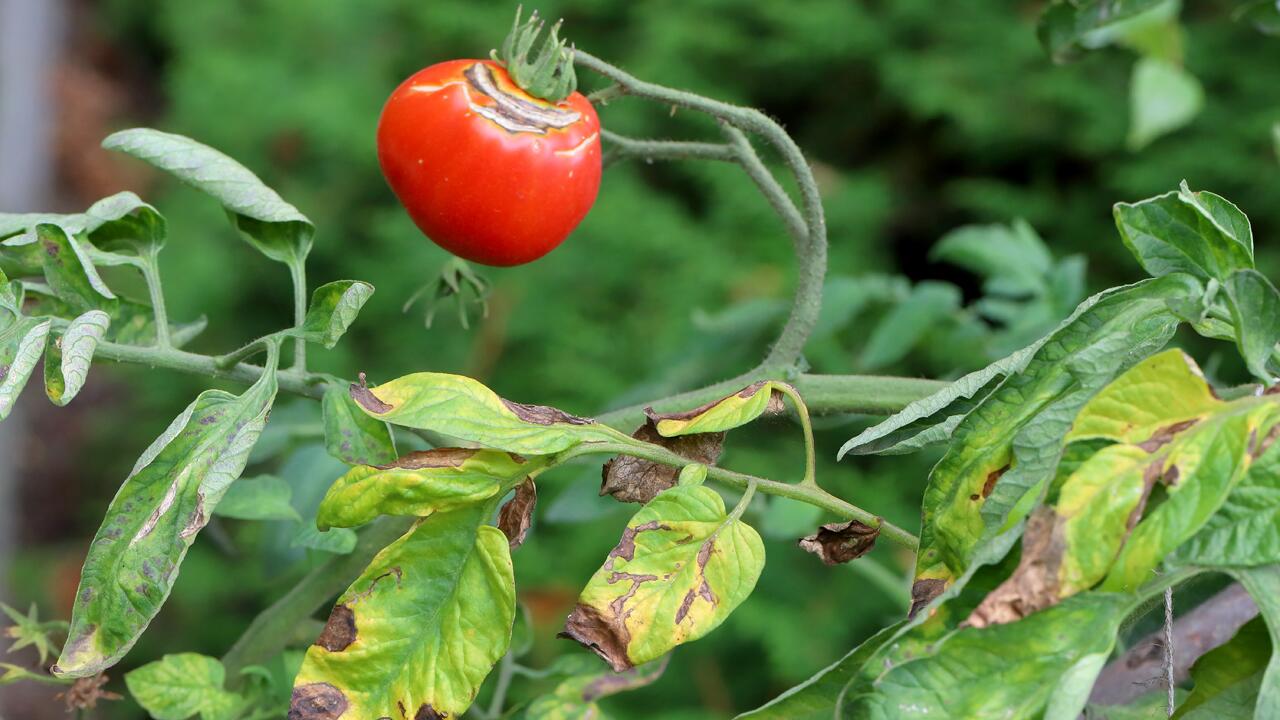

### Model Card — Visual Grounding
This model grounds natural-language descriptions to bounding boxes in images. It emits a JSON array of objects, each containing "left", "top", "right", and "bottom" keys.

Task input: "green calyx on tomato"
[{"left": 492, "top": 6, "right": 577, "bottom": 105}]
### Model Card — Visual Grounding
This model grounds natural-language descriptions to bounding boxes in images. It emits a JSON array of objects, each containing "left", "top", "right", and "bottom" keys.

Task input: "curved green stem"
[
  {"left": 774, "top": 383, "right": 817, "bottom": 488},
  {"left": 139, "top": 251, "right": 171, "bottom": 348},
  {"left": 288, "top": 259, "right": 308, "bottom": 372},
  {"left": 576, "top": 50, "right": 827, "bottom": 371}
]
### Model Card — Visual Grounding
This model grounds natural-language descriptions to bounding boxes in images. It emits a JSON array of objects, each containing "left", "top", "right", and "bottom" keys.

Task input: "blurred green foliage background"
[{"left": 7, "top": 0, "right": 1280, "bottom": 717}]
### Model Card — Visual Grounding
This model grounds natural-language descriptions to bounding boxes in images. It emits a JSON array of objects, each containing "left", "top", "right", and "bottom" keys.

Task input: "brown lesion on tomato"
[
  {"left": 1137, "top": 418, "right": 1199, "bottom": 453},
  {"left": 463, "top": 62, "right": 582, "bottom": 135},
  {"left": 981, "top": 464, "right": 1009, "bottom": 499},
  {"left": 643, "top": 381, "right": 784, "bottom": 425},
  {"left": 350, "top": 372, "right": 393, "bottom": 414},
  {"left": 316, "top": 604, "right": 357, "bottom": 652},
  {"left": 908, "top": 578, "right": 947, "bottom": 618},
  {"left": 414, "top": 704, "right": 447, "bottom": 720},
  {"left": 674, "top": 541, "right": 718, "bottom": 624},
  {"left": 497, "top": 478, "right": 537, "bottom": 549},
  {"left": 601, "top": 421, "right": 724, "bottom": 504},
  {"left": 501, "top": 397, "right": 594, "bottom": 426},
  {"left": 289, "top": 682, "right": 349, "bottom": 720},
  {"left": 379, "top": 448, "right": 478, "bottom": 470},
  {"left": 964, "top": 507, "right": 1065, "bottom": 628}
]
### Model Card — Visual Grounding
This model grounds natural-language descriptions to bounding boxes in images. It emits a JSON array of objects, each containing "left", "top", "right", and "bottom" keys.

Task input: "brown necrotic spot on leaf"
[
  {"left": 378, "top": 447, "right": 476, "bottom": 470},
  {"left": 675, "top": 540, "right": 719, "bottom": 624},
  {"left": 501, "top": 398, "right": 594, "bottom": 425},
  {"left": 607, "top": 520, "right": 667, "bottom": 565},
  {"left": 316, "top": 603, "right": 357, "bottom": 652},
  {"left": 414, "top": 704, "right": 447, "bottom": 720},
  {"left": 965, "top": 507, "right": 1065, "bottom": 628},
  {"left": 560, "top": 603, "right": 633, "bottom": 672},
  {"left": 1137, "top": 419, "right": 1199, "bottom": 453},
  {"left": 909, "top": 578, "right": 948, "bottom": 619},
  {"left": 643, "top": 381, "right": 784, "bottom": 425},
  {"left": 981, "top": 464, "right": 1009, "bottom": 499},
  {"left": 1250, "top": 424, "right": 1280, "bottom": 459},
  {"left": 797, "top": 520, "right": 880, "bottom": 565},
  {"left": 498, "top": 478, "right": 537, "bottom": 549},
  {"left": 177, "top": 492, "right": 207, "bottom": 540},
  {"left": 601, "top": 421, "right": 724, "bottom": 504},
  {"left": 289, "top": 682, "right": 349, "bottom": 720},
  {"left": 350, "top": 374, "right": 393, "bottom": 414}
]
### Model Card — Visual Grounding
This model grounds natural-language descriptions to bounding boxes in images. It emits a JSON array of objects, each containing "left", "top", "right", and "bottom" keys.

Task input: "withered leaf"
[
  {"left": 909, "top": 578, "right": 947, "bottom": 619},
  {"left": 600, "top": 421, "right": 724, "bottom": 504},
  {"left": 797, "top": 520, "right": 879, "bottom": 565},
  {"left": 965, "top": 507, "right": 1064, "bottom": 628},
  {"left": 498, "top": 478, "right": 537, "bottom": 550}
]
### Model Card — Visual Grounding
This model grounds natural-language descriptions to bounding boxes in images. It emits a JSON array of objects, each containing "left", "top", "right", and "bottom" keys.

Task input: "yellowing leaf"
[
  {"left": 291, "top": 505, "right": 515, "bottom": 719},
  {"left": 125, "top": 653, "right": 244, "bottom": 720},
  {"left": 316, "top": 448, "right": 539, "bottom": 530},
  {"left": 562, "top": 485, "right": 764, "bottom": 671},
  {"left": 1067, "top": 349, "right": 1220, "bottom": 444},
  {"left": 646, "top": 381, "right": 785, "bottom": 437},
  {"left": 349, "top": 373, "right": 625, "bottom": 454}
]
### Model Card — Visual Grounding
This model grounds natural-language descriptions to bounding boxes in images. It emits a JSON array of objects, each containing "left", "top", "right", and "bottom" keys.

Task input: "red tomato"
[{"left": 376, "top": 59, "right": 602, "bottom": 266}]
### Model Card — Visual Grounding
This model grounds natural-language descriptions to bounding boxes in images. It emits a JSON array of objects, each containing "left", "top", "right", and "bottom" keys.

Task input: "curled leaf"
[
  {"left": 645, "top": 381, "right": 786, "bottom": 437},
  {"left": 797, "top": 520, "right": 879, "bottom": 566},
  {"left": 291, "top": 280, "right": 374, "bottom": 349},
  {"left": 601, "top": 420, "right": 723, "bottom": 504},
  {"left": 498, "top": 478, "right": 537, "bottom": 549},
  {"left": 316, "top": 448, "right": 537, "bottom": 530},
  {"left": 0, "top": 318, "right": 52, "bottom": 423},
  {"left": 561, "top": 484, "right": 764, "bottom": 671},
  {"left": 44, "top": 310, "right": 109, "bottom": 406},
  {"left": 349, "top": 372, "right": 623, "bottom": 454}
]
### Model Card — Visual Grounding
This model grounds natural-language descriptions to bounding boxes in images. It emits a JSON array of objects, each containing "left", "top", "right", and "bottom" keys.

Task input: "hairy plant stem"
[
  {"left": 221, "top": 516, "right": 415, "bottom": 683},
  {"left": 288, "top": 259, "right": 307, "bottom": 372},
  {"left": 575, "top": 50, "right": 827, "bottom": 370},
  {"left": 138, "top": 251, "right": 171, "bottom": 348}
]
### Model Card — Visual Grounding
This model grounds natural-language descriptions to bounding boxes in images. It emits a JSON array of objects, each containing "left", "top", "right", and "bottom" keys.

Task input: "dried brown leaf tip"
[
  {"left": 797, "top": 519, "right": 879, "bottom": 565},
  {"left": 559, "top": 603, "right": 633, "bottom": 672},
  {"left": 498, "top": 478, "right": 537, "bottom": 549},
  {"left": 350, "top": 372, "right": 392, "bottom": 413},
  {"left": 908, "top": 578, "right": 947, "bottom": 619},
  {"left": 378, "top": 447, "right": 478, "bottom": 470},
  {"left": 289, "top": 682, "right": 349, "bottom": 720},
  {"left": 601, "top": 421, "right": 724, "bottom": 504},
  {"left": 965, "top": 507, "right": 1063, "bottom": 628},
  {"left": 502, "top": 398, "right": 594, "bottom": 426},
  {"left": 316, "top": 604, "right": 357, "bottom": 652}
]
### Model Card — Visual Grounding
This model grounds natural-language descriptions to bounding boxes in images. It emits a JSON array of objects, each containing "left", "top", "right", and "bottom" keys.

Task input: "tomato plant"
[{"left": 3, "top": 4, "right": 1280, "bottom": 720}]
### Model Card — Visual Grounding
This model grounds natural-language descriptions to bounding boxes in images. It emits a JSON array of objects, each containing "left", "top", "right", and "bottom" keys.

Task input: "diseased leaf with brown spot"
[
  {"left": 316, "top": 448, "right": 540, "bottom": 530},
  {"left": 645, "top": 381, "right": 787, "bottom": 437},
  {"left": 55, "top": 352, "right": 279, "bottom": 678},
  {"left": 348, "top": 372, "right": 624, "bottom": 454},
  {"left": 498, "top": 478, "right": 537, "bottom": 550},
  {"left": 321, "top": 384, "right": 396, "bottom": 466},
  {"left": 965, "top": 507, "right": 1064, "bottom": 628},
  {"left": 601, "top": 420, "right": 724, "bottom": 504},
  {"left": 797, "top": 520, "right": 879, "bottom": 565},
  {"left": 291, "top": 504, "right": 514, "bottom": 719},
  {"left": 561, "top": 484, "right": 764, "bottom": 671},
  {"left": 526, "top": 656, "right": 668, "bottom": 719}
]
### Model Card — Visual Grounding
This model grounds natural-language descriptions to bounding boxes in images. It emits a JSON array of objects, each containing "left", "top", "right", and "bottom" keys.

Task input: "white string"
[{"left": 1164, "top": 586, "right": 1175, "bottom": 717}]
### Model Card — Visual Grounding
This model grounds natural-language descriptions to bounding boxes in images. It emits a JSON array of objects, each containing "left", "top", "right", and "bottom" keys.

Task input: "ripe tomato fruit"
[{"left": 377, "top": 59, "right": 602, "bottom": 266}]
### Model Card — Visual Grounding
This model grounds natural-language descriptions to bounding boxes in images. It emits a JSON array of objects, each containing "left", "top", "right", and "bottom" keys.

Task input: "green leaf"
[
  {"left": 316, "top": 448, "right": 538, "bottom": 530},
  {"left": 646, "top": 380, "right": 788, "bottom": 437},
  {"left": 1128, "top": 57, "right": 1203, "bottom": 150},
  {"left": 1176, "top": 438, "right": 1280, "bottom": 567},
  {"left": 289, "top": 280, "right": 374, "bottom": 349},
  {"left": 321, "top": 384, "right": 396, "bottom": 466},
  {"left": 562, "top": 484, "right": 764, "bottom": 671},
  {"left": 734, "top": 622, "right": 904, "bottom": 719},
  {"left": 1113, "top": 183, "right": 1254, "bottom": 283},
  {"left": 213, "top": 475, "right": 301, "bottom": 522},
  {"left": 33, "top": 224, "right": 117, "bottom": 314},
  {"left": 0, "top": 318, "right": 52, "bottom": 423},
  {"left": 1223, "top": 269, "right": 1280, "bottom": 383},
  {"left": 291, "top": 504, "right": 515, "bottom": 719},
  {"left": 930, "top": 219, "right": 1050, "bottom": 296},
  {"left": 1232, "top": 565, "right": 1280, "bottom": 719},
  {"left": 44, "top": 310, "right": 109, "bottom": 406},
  {"left": 348, "top": 372, "right": 624, "bottom": 454},
  {"left": 0, "top": 191, "right": 165, "bottom": 252},
  {"left": 1238, "top": 0, "right": 1280, "bottom": 36},
  {"left": 845, "top": 592, "right": 1133, "bottom": 718},
  {"left": 839, "top": 338, "right": 1044, "bottom": 457},
  {"left": 1038, "top": 0, "right": 1168, "bottom": 62},
  {"left": 103, "top": 128, "right": 314, "bottom": 265},
  {"left": 125, "top": 653, "right": 245, "bottom": 720},
  {"left": 54, "top": 351, "right": 279, "bottom": 678},
  {"left": 291, "top": 524, "right": 357, "bottom": 555},
  {"left": 912, "top": 274, "right": 1200, "bottom": 602},
  {"left": 1173, "top": 617, "right": 1270, "bottom": 719},
  {"left": 858, "top": 281, "right": 961, "bottom": 371}
]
